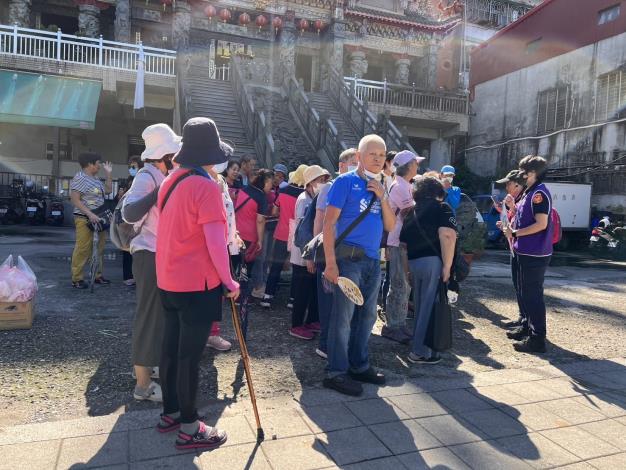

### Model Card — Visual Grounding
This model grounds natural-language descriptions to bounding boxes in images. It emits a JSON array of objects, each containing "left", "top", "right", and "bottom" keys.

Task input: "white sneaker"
[
  {"left": 260, "top": 294, "right": 272, "bottom": 308},
  {"left": 124, "top": 279, "right": 136, "bottom": 286},
  {"left": 287, "top": 298, "right": 294, "bottom": 309},
  {"left": 133, "top": 381, "right": 163, "bottom": 402},
  {"left": 315, "top": 348, "right": 327, "bottom": 360},
  {"left": 251, "top": 286, "right": 266, "bottom": 299},
  {"left": 206, "top": 335, "right": 232, "bottom": 352}
]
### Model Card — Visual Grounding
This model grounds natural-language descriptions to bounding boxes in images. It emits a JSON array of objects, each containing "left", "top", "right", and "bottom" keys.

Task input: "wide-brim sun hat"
[
  {"left": 141, "top": 123, "right": 181, "bottom": 161},
  {"left": 289, "top": 164, "right": 309, "bottom": 186},
  {"left": 173, "top": 117, "right": 234, "bottom": 167},
  {"left": 303, "top": 165, "right": 330, "bottom": 187}
]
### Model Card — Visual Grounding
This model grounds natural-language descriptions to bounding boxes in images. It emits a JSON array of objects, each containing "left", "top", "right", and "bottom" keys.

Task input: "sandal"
[
  {"left": 175, "top": 421, "right": 227, "bottom": 450},
  {"left": 72, "top": 280, "right": 88, "bottom": 289}
]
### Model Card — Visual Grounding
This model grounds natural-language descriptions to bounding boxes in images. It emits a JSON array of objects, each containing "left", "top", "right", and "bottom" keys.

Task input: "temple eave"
[{"left": 345, "top": 10, "right": 460, "bottom": 32}]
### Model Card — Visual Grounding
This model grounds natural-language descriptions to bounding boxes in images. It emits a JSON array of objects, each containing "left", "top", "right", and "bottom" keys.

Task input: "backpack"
[
  {"left": 294, "top": 193, "right": 319, "bottom": 250},
  {"left": 551, "top": 208, "right": 562, "bottom": 245},
  {"left": 110, "top": 169, "right": 157, "bottom": 252}
]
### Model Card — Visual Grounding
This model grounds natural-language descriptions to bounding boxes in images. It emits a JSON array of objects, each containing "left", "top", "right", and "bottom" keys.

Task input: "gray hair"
[
  {"left": 358, "top": 134, "right": 386, "bottom": 154},
  {"left": 339, "top": 148, "right": 357, "bottom": 163}
]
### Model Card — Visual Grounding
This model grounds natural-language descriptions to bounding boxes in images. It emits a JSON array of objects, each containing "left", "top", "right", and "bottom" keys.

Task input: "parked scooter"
[
  {"left": 24, "top": 181, "right": 46, "bottom": 225},
  {"left": 0, "top": 180, "right": 25, "bottom": 224},
  {"left": 589, "top": 217, "right": 626, "bottom": 260},
  {"left": 47, "top": 196, "right": 65, "bottom": 226}
]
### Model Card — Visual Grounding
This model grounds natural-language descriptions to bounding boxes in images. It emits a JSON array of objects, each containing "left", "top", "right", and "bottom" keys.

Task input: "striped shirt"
[{"left": 70, "top": 170, "right": 105, "bottom": 216}]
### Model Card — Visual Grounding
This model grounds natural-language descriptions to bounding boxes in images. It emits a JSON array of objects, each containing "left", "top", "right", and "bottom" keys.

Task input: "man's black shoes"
[
  {"left": 513, "top": 336, "right": 547, "bottom": 354},
  {"left": 323, "top": 375, "right": 363, "bottom": 396},
  {"left": 506, "top": 326, "right": 529, "bottom": 341},
  {"left": 349, "top": 367, "right": 386, "bottom": 385}
]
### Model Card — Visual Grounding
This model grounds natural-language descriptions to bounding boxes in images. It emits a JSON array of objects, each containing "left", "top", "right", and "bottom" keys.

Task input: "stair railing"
[
  {"left": 282, "top": 72, "right": 346, "bottom": 168},
  {"left": 231, "top": 58, "right": 275, "bottom": 167},
  {"left": 327, "top": 68, "right": 417, "bottom": 154}
]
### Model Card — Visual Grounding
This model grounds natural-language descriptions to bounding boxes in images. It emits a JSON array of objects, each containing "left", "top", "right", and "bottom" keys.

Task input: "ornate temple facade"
[{"left": 0, "top": 0, "right": 536, "bottom": 184}]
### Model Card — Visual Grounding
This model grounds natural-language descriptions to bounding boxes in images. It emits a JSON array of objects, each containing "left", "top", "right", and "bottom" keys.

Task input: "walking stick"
[{"left": 229, "top": 297, "right": 265, "bottom": 442}]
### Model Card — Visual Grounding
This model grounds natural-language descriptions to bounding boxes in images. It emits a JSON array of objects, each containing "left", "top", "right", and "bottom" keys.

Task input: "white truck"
[{"left": 543, "top": 181, "right": 592, "bottom": 249}]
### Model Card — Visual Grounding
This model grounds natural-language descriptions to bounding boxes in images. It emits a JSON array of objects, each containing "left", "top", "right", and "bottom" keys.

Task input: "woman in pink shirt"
[{"left": 155, "top": 117, "right": 239, "bottom": 451}]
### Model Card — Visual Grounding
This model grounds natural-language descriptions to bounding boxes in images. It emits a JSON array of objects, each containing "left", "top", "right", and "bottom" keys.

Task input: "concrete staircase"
[
  {"left": 308, "top": 92, "right": 361, "bottom": 150},
  {"left": 185, "top": 66, "right": 258, "bottom": 158}
]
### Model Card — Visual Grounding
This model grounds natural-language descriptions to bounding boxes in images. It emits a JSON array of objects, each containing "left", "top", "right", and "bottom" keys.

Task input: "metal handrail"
[
  {"left": 0, "top": 23, "right": 176, "bottom": 76},
  {"left": 231, "top": 58, "right": 274, "bottom": 166},
  {"left": 344, "top": 76, "right": 469, "bottom": 114},
  {"left": 282, "top": 72, "right": 345, "bottom": 167}
]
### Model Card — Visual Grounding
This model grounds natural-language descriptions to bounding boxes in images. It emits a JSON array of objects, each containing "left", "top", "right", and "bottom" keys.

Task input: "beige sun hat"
[
  {"left": 140, "top": 123, "right": 182, "bottom": 161},
  {"left": 303, "top": 165, "right": 330, "bottom": 187}
]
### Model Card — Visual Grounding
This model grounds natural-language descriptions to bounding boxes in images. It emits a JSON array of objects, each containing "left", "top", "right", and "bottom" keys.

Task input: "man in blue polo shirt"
[
  {"left": 322, "top": 135, "right": 397, "bottom": 396},
  {"left": 441, "top": 165, "right": 461, "bottom": 214}
]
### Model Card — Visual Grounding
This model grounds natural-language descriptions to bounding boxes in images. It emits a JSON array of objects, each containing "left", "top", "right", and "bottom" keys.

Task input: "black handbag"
[
  {"left": 425, "top": 281, "right": 453, "bottom": 351},
  {"left": 87, "top": 202, "right": 114, "bottom": 232}
]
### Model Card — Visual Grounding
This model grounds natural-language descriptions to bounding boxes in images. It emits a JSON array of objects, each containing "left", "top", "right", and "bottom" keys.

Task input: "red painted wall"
[{"left": 470, "top": 0, "right": 626, "bottom": 89}]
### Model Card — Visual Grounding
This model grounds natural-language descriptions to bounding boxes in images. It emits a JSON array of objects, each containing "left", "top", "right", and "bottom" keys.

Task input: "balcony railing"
[
  {"left": 344, "top": 77, "right": 469, "bottom": 115},
  {"left": 0, "top": 23, "right": 176, "bottom": 76}
]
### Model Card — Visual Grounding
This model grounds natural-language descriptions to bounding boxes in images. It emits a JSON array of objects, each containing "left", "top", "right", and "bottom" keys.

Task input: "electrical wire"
[{"left": 464, "top": 116, "right": 626, "bottom": 152}]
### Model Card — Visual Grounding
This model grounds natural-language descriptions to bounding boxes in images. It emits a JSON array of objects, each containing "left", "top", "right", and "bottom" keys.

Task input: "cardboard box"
[{"left": 0, "top": 299, "right": 35, "bottom": 330}]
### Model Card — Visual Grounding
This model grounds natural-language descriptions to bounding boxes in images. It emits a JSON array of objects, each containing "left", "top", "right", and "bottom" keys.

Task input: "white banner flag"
[{"left": 133, "top": 43, "right": 145, "bottom": 110}]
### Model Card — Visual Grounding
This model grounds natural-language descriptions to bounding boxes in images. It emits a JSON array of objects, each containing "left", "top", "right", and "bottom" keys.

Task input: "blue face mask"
[{"left": 129, "top": 167, "right": 138, "bottom": 177}]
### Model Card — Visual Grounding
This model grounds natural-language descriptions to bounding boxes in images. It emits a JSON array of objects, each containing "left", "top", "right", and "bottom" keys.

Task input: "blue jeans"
[
  {"left": 326, "top": 255, "right": 381, "bottom": 378},
  {"left": 317, "top": 263, "right": 333, "bottom": 353},
  {"left": 408, "top": 256, "right": 442, "bottom": 359},
  {"left": 385, "top": 245, "right": 410, "bottom": 329}
]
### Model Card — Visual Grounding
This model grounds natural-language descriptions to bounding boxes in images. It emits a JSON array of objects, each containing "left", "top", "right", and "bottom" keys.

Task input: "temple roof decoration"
[
  {"left": 345, "top": 5, "right": 459, "bottom": 32},
  {"left": 345, "top": 18, "right": 435, "bottom": 41}
]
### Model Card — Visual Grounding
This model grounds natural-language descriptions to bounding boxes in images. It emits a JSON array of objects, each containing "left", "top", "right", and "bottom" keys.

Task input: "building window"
[
  {"left": 526, "top": 38, "right": 542, "bottom": 55},
  {"left": 598, "top": 4, "right": 621, "bottom": 25},
  {"left": 536, "top": 86, "right": 569, "bottom": 134},
  {"left": 596, "top": 70, "right": 626, "bottom": 121}
]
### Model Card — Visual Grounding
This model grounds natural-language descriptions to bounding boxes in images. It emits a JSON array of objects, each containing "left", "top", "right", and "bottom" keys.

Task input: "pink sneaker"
[
  {"left": 289, "top": 326, "right": 314, "bottom": 340},
  {"left": 305, "top": 322, "right": 321, "bottom": 333}
]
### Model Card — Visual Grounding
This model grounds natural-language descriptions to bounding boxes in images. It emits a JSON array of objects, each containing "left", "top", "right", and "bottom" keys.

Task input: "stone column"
[
  {"left": 395, "top": 58, "right": 411, "bottom": 85},
  {"left": 172, "top": 1, "right": 191, "bottom": 51},
  {"left": 320, "top": 20, "right": 346, "bottom": 91},
  {"left": 8, "top": 0, "right": 32, "bottom": 27},
  {"left": 279, "top": 11, "right": 297, "bottom": 78},
  {"left": 114, "top": 0, "right": 131, "bottom": 43},
  {"left": 426, "top": 41, "right": 440, "bottom": 89},
  {"left": 349, "top": 50, "right": 368, "bottom": 79},
  {"left": 78, "top": 2, "right": 101, "bottom": 38}
]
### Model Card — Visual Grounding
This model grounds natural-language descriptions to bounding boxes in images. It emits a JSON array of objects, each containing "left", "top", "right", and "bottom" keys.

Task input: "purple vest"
[{"left": 513, "top": 183, "right": 553, "bottom": 257}]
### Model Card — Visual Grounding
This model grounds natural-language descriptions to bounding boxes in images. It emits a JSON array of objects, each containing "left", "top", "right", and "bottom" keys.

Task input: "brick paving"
[{"left": 1, "top": 357, "right": 625, "bottom": 470}]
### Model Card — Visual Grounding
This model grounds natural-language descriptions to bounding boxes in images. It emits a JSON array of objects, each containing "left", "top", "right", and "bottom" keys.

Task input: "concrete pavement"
[{"left": 1, "top": 356, "right": 626, "bottom": 470}]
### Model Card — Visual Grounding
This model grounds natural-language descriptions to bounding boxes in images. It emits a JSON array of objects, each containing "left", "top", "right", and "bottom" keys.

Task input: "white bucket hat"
[
  {"left": 303, "top": 165, "right": 330, "bottom": 187},
  {"left": 140, "top": 123, "right": 182, "bottom": 161}
]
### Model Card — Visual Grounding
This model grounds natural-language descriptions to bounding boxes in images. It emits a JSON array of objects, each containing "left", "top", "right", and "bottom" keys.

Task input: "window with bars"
[
  {"left": 596, "top": 70, "right": 626, "bottom": 122},
  {"left": 536, "top": 86, "right": 569, "bottom": 134}
]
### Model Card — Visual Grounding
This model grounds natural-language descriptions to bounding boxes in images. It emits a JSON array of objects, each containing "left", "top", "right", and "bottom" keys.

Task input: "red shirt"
[
  {"left": 156, "top": 169, "right": 227, "bottom": 292},
  {"left": 273, "top": 184, "right": 303, "bottom": 242},
  {"left": 235, "top": 186, "right": 267, "bottom": 243}
]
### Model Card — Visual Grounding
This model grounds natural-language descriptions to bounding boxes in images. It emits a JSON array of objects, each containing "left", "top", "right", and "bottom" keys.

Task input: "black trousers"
[
  {"left": 291, "top": 264, "right": 319, "bottom": 327},
  {"left": 511, "top": 254, "right": 525, "bottom": 323},
  {"left": 122, "top": 251, "right": 133, "bottom": 281},
  {"left": 380, "top": 259, "right": 391, "bottom": 312},
  {"left": 513, "top": 254, "right": 551, "bottom": 338},
  {"left": 159, "top": 286, "right": 222, "bottom": 423},
  {"left": 265, "top": 240, "right": 289, "bottom": 296}
]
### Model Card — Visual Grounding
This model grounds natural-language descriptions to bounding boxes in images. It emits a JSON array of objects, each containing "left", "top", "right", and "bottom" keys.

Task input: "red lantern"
[
  {"left": 239, "top": 12, "right": 251, "bottom": 25},
  {"left": 272, "top": 16, "right": 283, "bottom": 33},
  {"left": 313, "top": 19, "right": 325, "bottom": 34},
  {"left": 255, "top": 14, "right": 268, "bottom": 30},
  {"left": 219, "top": 8, "right": 232, "bottom": 23},
  {"left": 204, "top": 5, "right": 217, "bottom": 19},
  {"left": 298, "top": 18, "right": 309, "bottom": 32}
]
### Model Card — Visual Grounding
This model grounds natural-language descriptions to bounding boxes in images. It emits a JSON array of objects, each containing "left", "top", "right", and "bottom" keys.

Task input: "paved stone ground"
[
  {"left": 1, "top": 356, "right": 626, "bottom": 469},
  {"left": 2, "top": 226, "right": 626, "bottom": 469}
]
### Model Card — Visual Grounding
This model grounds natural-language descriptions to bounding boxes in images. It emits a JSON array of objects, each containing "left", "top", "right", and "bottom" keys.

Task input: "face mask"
[
  {"left": 443, "top": 176, "right": 454, "bottom": 184},
  {"left": 128, "top": 167, "right": 138, "bottom": 177},
  {"left": 213, "top": 161, "right": 228, "bottom": 174},
  {"left": 363, "top": 169, "right": 382, "bottom": 180},
  {"left": 347, "top": 165, "right": 358, "bottom": 173}
]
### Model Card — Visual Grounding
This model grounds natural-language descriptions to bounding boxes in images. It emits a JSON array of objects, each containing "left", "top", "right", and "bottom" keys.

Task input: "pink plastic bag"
[{"left": 0, "top": 255, "right": 37, "bottom": 302}]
